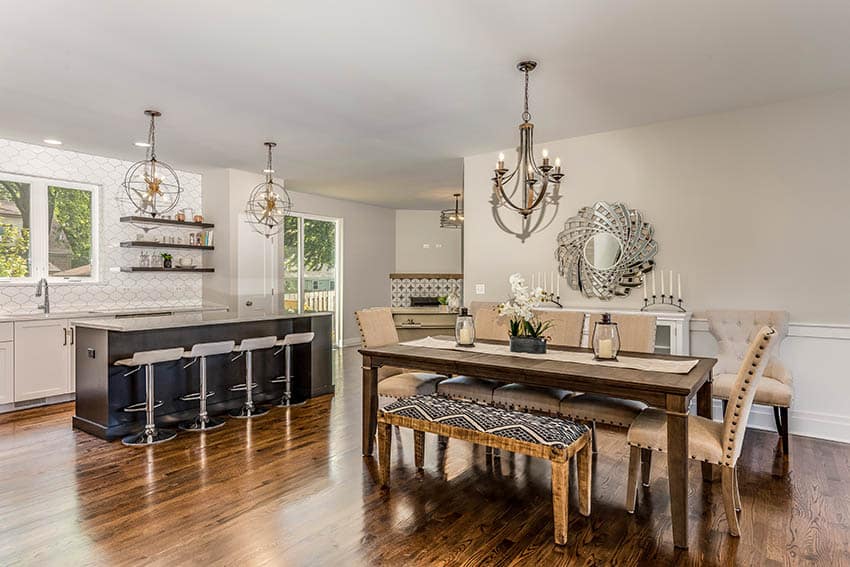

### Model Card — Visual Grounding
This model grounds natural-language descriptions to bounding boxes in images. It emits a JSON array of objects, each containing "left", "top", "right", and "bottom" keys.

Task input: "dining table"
[{"left": 359, "top": 337, "right": 717, "bottom": 549}]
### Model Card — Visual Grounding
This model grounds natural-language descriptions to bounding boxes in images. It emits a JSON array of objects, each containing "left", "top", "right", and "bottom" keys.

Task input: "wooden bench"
[{"left": 377, "top": 394, "right": 592, "bottom": 545}]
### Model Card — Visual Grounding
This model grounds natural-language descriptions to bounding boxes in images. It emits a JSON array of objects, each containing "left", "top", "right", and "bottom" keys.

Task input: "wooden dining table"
[{"left": 359, "top": 338, "right": 717, "bottom": 549}]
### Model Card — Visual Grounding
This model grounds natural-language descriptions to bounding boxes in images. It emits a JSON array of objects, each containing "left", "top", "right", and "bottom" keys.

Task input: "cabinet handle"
[
  {"left": 63, "top": 327, "right": 68, "bottom": 346},
  {"left": 70, "top": 327, "right": 75, "bottom": 345}
]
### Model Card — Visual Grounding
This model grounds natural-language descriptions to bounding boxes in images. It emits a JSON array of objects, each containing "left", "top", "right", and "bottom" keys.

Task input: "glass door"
[{"left": 280, "top": 213, "right": 342, "bottom": 346}]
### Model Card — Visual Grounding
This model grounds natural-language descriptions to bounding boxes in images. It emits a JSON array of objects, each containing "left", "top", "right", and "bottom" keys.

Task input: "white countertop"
[
  {"left": 71, "top": 309, "right": 332, "bottom": 332},
  {"left": 0, "top": 304, "right": 228, "bottom": 324}
]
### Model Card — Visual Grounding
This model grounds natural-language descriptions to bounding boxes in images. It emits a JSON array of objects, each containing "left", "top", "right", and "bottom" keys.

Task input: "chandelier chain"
[
  {"left": 147, "top": 114, "right": 156, "bottom": 161},
  {"left": 266, "top": 145, "right": 274, "bottom": 183},
  {"left": 522, "top": 68, "right": 531, "bottom": 123}
]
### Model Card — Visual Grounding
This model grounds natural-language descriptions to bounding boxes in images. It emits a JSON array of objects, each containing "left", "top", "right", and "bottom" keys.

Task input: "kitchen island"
[{"left": 72, "top": 310, "right": 333, "bottom": 440}]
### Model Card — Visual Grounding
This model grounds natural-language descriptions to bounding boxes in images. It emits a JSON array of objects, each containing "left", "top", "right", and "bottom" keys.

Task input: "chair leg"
[
  {"left": 576, "top": 438, "right": 592, "bottom": 517},
  {"left": 721, "top": 399, "right": 728, "bottom": 419},
  {"left": 551, "top": 459, "right": 569, "bottom": 545},
  {"left": 640, "top": 448, "right": 652, "bottom": 487},
  {"left": 780, "top": 407, "right": 790, "bottom": 456},
  {"left": 413, "top": 430, "right": 425, "bottom": 470},
  {"left": 378, "top": 422, "right": 392, "bottom": 487},
  {"left": 721, "top": 466, "right": 740, "bottom": 536},
  {"left": 626, "top": 445, "right": 641, "bottom": 513},
  {"left": 733, "top": 466, "right": 742, "bottom": 512},
  {"left": 437, "top": 435, "right": 448, "bottom": 447},
  {"left": 590, "top": 421, "right": 598, "bottom": 453}
]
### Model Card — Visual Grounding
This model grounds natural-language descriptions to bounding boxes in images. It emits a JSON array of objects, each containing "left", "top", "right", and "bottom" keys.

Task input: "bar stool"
[
  {"left": 116, "top": 347, "right": 185, "bottom": 446},
  {"left": 229, "top": 335, "right": 277, "bottom": 418},
  {"left": 179, "top": 340, "right": 235, "bottom": 432},
  {"left": 271, "top": 332, "right": 314, "bottom": 407}
]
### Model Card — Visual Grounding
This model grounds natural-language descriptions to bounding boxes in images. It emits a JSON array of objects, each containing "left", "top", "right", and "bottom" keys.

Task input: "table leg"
[
  {"left": 362, "top": 356, "right": 378, "bottom": 456},
  {"left": 666, "top": 400, "right": 689, "bottom": 549},
  {"left": 696, "top": 372, "right": 719, "bottom": 481}
]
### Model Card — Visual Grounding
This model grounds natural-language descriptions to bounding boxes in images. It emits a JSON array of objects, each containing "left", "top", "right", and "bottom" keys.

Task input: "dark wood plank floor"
[{"left": 1, "top": 347, "right": 848, "bottom": 566}]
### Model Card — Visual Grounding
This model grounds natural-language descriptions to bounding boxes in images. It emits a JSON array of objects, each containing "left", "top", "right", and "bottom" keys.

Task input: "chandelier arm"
[{"left": 495, "top": 179, "right": 532, "bottom": 213}]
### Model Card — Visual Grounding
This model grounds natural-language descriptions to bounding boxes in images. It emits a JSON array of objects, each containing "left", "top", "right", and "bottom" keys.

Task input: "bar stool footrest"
[
  {"left": 179, "top": 391, "right": 215, "bottom": 402},
  {"left": 123, "top": 400, "right": 164, "bottom": 413},
  {"left": 269, "top": 376, "right": 293, "bottom": 384},
  {"left": 229, "top": 383, "right": 258, "bottom": 392}
]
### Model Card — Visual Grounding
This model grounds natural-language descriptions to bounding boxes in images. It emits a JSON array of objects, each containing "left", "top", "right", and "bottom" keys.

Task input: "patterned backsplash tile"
[
  {"left": 391, "top": 277, "right": 463, "bottom": 307},
  {"left": 0, "top": 138, "right": 205, "bottom": 313}
]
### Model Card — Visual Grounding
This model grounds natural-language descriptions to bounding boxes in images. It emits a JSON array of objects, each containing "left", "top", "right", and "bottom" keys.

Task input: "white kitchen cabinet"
[
  {"left": 0, "top": 342, "right": 13, "bottom": 404},
  {"left": 14, "top": 319, "right": 72, "bottom": 402}
]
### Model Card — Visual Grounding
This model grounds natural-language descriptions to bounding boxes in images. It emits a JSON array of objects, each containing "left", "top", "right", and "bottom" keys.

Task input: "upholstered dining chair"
[
  {"left": 491, "top": 309, "right": 586, "bottom": 414},
  {"left": 560, "top": 313, "right": 657, "bottom": 450},
  {"left": 625, "top": 326, "right": 777, "bottom": 537},
  {"left": 355, "top": 308, "right": 446, "bottom": 404},
  {"left": 706, "top": 310, "right": 792, "bottom": 455},
  {"left": 436, "top": 301, "right": 506, "bottom": 403}
]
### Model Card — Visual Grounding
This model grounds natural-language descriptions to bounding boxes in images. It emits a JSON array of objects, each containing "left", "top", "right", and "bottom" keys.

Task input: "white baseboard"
[
  {"left": 700, "top": 400, "right": 850, "bottom": 444},
  {"left": 342, "top": 337, "right": 361, "bottom": 348}
]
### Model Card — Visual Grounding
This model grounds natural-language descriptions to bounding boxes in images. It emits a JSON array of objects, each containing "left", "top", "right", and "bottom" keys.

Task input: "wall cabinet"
[
  {"left": 14, "top": 319, "right": 73, "bottom": 402},
  {"left": 0, "top": 342, "right": 13, "bottom": 405}
]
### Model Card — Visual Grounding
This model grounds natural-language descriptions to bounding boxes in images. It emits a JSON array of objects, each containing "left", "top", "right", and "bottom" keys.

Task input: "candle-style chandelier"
[
  {"left": 492, "top": 61, "right": 564, "bottom": 218},
  {"left": 121, "top": 110, "right": 182, "bottom": 217},
  {"left": 440, "top": 193, "right": 464, "bottom": 229},
  {"left": 244, "top": 142, "right": 292, "bottom": 238}
]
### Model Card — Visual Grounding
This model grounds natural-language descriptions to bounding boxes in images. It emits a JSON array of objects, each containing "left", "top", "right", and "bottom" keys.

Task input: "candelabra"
[{"left": 641, "top": 294, "right": 686, "bottom": 312}]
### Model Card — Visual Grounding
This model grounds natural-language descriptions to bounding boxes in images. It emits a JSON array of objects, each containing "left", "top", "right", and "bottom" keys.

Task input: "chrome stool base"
[
  {"left": 229, "top": 405, "right": 270, "bottom": 419},
  {"left": 179, "top": 415, "right": 226, "bottom": 431},
  {"left": 122, "top": 427, "right": 178, "bottom": 447}
]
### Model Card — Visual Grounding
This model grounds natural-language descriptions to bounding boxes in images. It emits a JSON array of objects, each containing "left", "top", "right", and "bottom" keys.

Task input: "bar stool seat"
[
  {"left": 116, "top": 347, "right": 185, "bottom": 446},
  {"left": 230, "top": 336, "right": 277, "bottom": 418},
  {"left": 180, "top": 340, "right": 235, "bottom": 432},
  {"left": 271, "top": 332, "right": 315, "bottom": 407}
]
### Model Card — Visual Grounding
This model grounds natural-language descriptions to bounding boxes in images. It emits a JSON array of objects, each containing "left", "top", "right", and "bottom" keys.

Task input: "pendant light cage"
[
  {"left": 244, "top": 142, "right": 292, "bottom": 238},
  {"left": 440, "top": 193, "right": 464, "bottom": 229},
  {"left": 120, "top": 110, "right": 182, "bottom": 218}
]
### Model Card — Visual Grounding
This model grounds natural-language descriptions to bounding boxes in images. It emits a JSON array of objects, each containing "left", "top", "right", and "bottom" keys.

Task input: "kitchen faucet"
[{"left": 35, "top": 277, "right": 50, "bottom": 314}]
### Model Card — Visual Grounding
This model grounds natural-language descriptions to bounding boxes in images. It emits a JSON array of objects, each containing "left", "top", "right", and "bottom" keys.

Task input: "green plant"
[
  {"left": 160, "top": 253, "right": 173, "bottom": 261},
  {"left": 437, "top": 295, "right": 448, "bottom": 305},
  {"left": 0, "top": 224, "right": 30, "bottom": 277}
]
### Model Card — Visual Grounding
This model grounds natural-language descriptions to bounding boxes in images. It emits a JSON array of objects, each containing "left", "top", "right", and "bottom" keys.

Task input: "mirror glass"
[{"left": 583, "top": 233, "right": 622, "bottom": 270}]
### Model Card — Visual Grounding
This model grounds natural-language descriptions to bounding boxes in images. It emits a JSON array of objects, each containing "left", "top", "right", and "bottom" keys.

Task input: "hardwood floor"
[{"left": 1, "top": 347, "right": 848, "bottom": 566}]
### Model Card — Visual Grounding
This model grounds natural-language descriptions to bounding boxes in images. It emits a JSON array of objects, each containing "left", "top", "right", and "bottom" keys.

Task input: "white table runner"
[{"left": 400, "top": 336, "right": 699, "bottom": 374}]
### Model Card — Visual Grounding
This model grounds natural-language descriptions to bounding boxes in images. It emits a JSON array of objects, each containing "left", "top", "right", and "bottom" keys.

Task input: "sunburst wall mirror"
[{"left": 555, "top": 201, "right": 657, "bottom": 299}]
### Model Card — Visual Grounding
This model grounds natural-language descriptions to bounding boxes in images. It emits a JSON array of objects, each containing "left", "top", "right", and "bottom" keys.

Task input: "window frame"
[{"left": 0, "top": 171, "right": 100, "bottom": 285}]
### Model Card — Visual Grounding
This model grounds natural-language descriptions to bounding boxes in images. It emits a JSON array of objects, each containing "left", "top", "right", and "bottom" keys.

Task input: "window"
[{"left": 0, "top": 173, "right": 98, "bottom": 282}]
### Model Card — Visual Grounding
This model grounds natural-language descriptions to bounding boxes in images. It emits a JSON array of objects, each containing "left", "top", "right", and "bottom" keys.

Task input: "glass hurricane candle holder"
[
  {"left": 592, "top": 312, "right": 620, "bottom": 361},
  {"left": 455, "top": 307, "right": 475, "bottom": 347}
]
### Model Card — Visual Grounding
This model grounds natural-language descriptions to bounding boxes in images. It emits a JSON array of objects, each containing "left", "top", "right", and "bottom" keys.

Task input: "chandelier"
[
  {"left": 122, "top": 110, "right": 182, "bottom": 217},
  {"left": 492, "top": 61, "right": 564, "bottom": 218},
  {"left": 440, "top": 193, "right": 464, "bottom": 229},
  {"left": 244, "top": 142, "right": 292, "bottom": 238}
]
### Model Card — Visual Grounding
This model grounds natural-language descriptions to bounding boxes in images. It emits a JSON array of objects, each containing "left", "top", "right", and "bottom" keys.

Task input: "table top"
[{"left": 360, "top": 338, "right": 716, "bottom": 401}]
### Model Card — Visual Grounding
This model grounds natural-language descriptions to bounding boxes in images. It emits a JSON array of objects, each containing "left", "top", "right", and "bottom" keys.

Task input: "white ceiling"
[{"left": 2, "top": 1, "right": 850, "bottom": 209}]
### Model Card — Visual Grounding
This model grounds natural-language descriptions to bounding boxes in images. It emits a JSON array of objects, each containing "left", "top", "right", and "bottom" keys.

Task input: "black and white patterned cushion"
[{"left": 381, "top": 394, "right": 588, "bottom": 449}]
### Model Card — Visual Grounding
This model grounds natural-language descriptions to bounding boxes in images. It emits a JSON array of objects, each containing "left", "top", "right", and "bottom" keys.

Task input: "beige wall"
[
  {"left": 464, "top": 90, "right": 850, "bottom": 323},
  {"left": 395, "top": 210, "right": 462, "bottom": 273},
  {"left": 202, "top": 168, "right": 396, "bottom": 343}
]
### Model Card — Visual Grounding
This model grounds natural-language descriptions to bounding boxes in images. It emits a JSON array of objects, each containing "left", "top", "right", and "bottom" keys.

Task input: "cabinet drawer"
[{"left": 0, "top": 322, "right": 12, "bottom": 342}]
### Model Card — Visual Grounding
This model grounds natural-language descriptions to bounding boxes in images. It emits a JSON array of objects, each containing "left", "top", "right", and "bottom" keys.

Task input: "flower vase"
[{"left": 509, "top": 336, "right": 547, "bottom": 354}]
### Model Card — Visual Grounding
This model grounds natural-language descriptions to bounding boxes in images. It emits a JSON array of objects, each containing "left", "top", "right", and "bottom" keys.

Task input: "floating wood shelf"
[
  {"left": 120, "top": 216, "right": 215, "bottom": 229},
  {"left": 120, "top": 241, "right": 214, "bottom": 251},
  {"left": 120, "top": 267, "right": 215, "bottom": 273}
]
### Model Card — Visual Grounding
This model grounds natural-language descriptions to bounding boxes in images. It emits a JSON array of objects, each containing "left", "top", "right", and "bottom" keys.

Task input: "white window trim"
[{"left": 0, "top": 171, "right": 100, "bottom": 285}]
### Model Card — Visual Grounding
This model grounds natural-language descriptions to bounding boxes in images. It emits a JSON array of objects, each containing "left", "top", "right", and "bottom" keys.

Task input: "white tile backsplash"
[{"left": 0, "top": 138, "right": 204, "bottom": 313}]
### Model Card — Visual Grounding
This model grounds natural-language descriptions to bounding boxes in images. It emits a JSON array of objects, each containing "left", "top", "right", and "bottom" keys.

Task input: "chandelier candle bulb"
[
  {"left": 542, "top": 148, "right": 550, "bottom": 166},
  {"left": 498, "top": 152, "right": 505, "bottom": 170}
]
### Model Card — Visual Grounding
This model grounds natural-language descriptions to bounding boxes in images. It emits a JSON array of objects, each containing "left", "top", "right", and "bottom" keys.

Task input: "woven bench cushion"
[{"left": 381, "top": 394, "right": 588, "bottom": 449}]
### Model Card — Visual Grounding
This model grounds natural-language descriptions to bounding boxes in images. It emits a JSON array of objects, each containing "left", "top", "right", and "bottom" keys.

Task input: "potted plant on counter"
[
  {"left": 499, "top": 273, "right": 552, "bottom": 354},
  {"left": 161, "top": 252, "right": 173, "bottom": 269}
]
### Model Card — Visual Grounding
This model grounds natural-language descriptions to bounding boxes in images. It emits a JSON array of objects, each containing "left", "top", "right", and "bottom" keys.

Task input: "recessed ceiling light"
[
  {"left": 43, "top": 138, "right": 62, "bottom": 145},
  {"left": 134, "top": 141, "right": 152, "bottom": 147}
]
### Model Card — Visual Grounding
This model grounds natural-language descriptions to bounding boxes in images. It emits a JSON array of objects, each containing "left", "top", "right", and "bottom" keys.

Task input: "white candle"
[
  {"left": 643, "top": 275, "right": 647, "bottom": 299},
  {"left": 669, "top": 270, "right": 674, "bottom": 298},
  {"left": 652, "top": 271, "right": 656, "bottom": 296},
  {"left": 598, "top": 338, "right": 614, "bottom": 359},
  {"left": 531, "top": 273, "right": 535, "bottom": 289},
  {"left": 539, "top": 271, "right": 543, "bottom": 292},
  {"left": 459, "top": 327, "right": 473, "bottom": 345},
  {"left": 556, "top": 274, "right": 560, "bottom": 297},
  {"left": 661, "top": 272, "right": 665, "bottom": 296},
  {"left": 550, "top": 271, "right": 555, "bottom": 294},
  {"left": 678, "top": 273, "right": 682, "bottom": 300}
]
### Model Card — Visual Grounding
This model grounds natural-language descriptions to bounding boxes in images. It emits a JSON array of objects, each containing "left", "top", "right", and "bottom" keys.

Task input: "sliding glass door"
[{"left": 280, "top": 213, "right": 342, "bottom": 346}]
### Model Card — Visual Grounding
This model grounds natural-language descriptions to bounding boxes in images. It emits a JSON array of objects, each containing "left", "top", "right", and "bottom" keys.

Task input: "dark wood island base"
[{"left": 72, "top": 311, "right": 333, "bottom": 440}]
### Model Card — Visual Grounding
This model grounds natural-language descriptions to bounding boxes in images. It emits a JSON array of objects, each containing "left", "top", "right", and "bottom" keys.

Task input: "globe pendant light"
[
  {"left": 491, "top": 61, "right": 565, "bottom": 218},
  {"left": 121, "top": 110, "right": 182, "bottom": 217},
  {"left": 244, "top": 142, "right": 291, "bottom": 238}
]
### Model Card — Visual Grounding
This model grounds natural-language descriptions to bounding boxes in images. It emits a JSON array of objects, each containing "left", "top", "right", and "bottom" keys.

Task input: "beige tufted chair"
[
  {"left": 492, "top": 310, "right": 585, "bottom": 415},
  {"left": 625, "top": 326, "right": 777, "bottom": 536},
  {"left": 560, "top": 313, "right": 658, "bottom": 450},
  {"left": 436, "top": 301, "right": 507, "bottom": 403},
  {"left": 706, "top": 310, "right": 792, "bottom": 454},
  {"left": 355, "top": 308, "right": 446, "bottom": 403}
]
